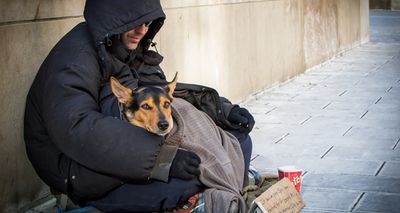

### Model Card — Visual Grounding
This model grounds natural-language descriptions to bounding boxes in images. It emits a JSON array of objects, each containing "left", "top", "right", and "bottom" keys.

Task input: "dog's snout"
[{"left": 158, "top": 120, "right": 169, "bottom": 131}]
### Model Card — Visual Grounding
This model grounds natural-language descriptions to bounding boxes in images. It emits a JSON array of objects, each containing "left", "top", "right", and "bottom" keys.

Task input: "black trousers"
[{"left": 87, "top": 131, "right": 252, "bottom": 212}]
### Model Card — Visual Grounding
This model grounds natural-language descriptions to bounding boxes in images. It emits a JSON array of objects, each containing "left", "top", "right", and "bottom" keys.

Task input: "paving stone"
[
  {"left": 287, "top": 116, "right": 357, "bottom": 137},
  {"left": 250, "top": 125, "right": 294, "bottom": 144},
  {"left": 302, "top": 114, "right": 358, "bottom": 127},
  {"left": 290, "top": 74, "right": 331, "bottom": 85},
  {"left": 301, "top": 187, "right": 361, "bottom": 212},
  {"left": 342, "top": 135, "right": 400, "bottom": 149},
  {"left": 320, "top": 78, "right": 363, "bottom": 88},
  {"left": 352, "top": 85, "right": 394, "bottom": 94},
  {"left": 377, "top": 162, "right": 400, "bottom": 178},
  {"left": 353, "top": 115, "right": 400, "bottom": 129},
  {"left": 290, "top": 92, "right": 339, "bottom": 102},
  {"left": 359, "top": 74, "right": 400, "bottom": 87},
  {"left": 373, "top": 95, "right": 400, "bottom": 109},
  {"left": 276, "top": 83, "right": 316, "bottom": 93},
  {"left": 319, "top": 108, "right": 370, "bottom": 122},
  {"left": 371, "top": 70, "right": 399, "bottom": 83},
  {"left": 302, "top": 173, "right": 400, "bottom": 193},
  {"left": 353, "top": 192, "right": 400, "bottom": 213},
  {"left": 350, "top": 63, "right": 387, "bottom": 71},
  {"left": 344, "top": 125, "right": 400, "bottom": 140},
  {"left": 279, "top": 98, "right": 333, "bottom": 109},
  {"left": 255, "top": 114, "right": 310, "bottom": 126},
  {"left": 252, "top": 142, "right": 332, "bottom": 158},
  {"left": 343, "top": 90, "right": 388, "bottom": 102},
  {"left": 284, "top": 133, "right": 399, "bottom": 150},
  {"left": 326, "top": 97, "right": 380, "bottom": 108},
  {"left": 316, "top": 108, "right": 366, "bottom": 120},
  {"left": 385, "top": 89, "right": 400, "bottom": 100},
  {"left": 255, "top": 110, "right": 316, "bottom": 125},
  {"left": 308, "top": 86, "right": 355, "bottom": 98},
  {"left": 324, "top": 146, "right": 400, "bottom": 161},
  {"left": 301, "top": 159, "right": 381, "bottom": 176}
]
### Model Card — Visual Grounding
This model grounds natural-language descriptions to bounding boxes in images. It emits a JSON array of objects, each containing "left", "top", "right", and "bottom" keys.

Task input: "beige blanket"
[{"left": 166, "top": 98, "right": 246, "bottom": 213}]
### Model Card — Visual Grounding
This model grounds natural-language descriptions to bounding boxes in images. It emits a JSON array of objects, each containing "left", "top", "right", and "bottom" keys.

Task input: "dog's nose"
[{"left": 158, "top": 120, "right": 169, "bottom": 131}]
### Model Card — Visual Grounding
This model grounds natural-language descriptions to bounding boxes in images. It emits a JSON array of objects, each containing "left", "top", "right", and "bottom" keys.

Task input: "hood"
[{"left": 84, "top": 0, "right": 166, "bottom": 50}]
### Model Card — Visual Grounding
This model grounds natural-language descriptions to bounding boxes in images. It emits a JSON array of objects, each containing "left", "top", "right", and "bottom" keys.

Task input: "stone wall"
[
  {"left": 0, "top": 1, "right": 85, "bottom": 211},
  {"left": 159, "top": 0, "right": 369, "bottom": 101},
  {"left": 0, "top": 0, "right": 369, "bottom": 211}
]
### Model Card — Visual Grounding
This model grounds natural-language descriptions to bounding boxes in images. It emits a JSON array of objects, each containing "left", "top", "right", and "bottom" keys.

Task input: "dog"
[{"left": 110, "top": 73, "right": 178, "bottom": 136}]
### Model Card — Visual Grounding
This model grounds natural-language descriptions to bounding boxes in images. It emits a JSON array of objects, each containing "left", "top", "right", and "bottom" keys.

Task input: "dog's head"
[{"left": 110, "top": 73, "right": 178, "bottom": 136}]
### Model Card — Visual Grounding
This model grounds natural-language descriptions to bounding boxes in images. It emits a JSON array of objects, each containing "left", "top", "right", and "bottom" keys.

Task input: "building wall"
[
  {"left": 0, "top": 1, "right": 85, "bottom": 212},
  {"left": 0, "top": 0, "right": 369, "bottom": 211},
  {"left": 159, "top": 0, "right": 369, "bottom": 101},
  {"left": 370, "top": 0, "right": 400, "bottom": 10}
]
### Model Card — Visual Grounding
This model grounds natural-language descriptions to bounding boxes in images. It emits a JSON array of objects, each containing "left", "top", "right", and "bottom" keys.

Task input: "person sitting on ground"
[{"left": 24, "top": 0, "right": 255, "bottom": 212}]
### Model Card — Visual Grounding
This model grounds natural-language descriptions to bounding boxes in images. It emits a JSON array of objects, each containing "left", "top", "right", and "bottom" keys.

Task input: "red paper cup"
[{"left": 278, "top": 166, "right": 302, "bottom": 193}]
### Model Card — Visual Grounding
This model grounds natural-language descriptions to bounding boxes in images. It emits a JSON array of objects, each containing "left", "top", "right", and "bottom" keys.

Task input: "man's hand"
[
  {"left": 170, "top": 149, "right": 201, "bottom": 180},
  {"left": 228, "top": 106, "right": 255, "bottom": 134}
]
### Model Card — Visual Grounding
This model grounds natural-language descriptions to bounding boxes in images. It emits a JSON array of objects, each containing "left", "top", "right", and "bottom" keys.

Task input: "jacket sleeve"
[
  {"left": 41, "top": 56, "right": 164, "bottom": 181},
  {"left": 220, "top": 96, "right": 236, "bottom": 120}
]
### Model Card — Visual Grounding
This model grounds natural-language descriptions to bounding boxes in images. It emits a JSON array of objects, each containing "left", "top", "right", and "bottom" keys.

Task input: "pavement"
[{"left": 246, "top": 10, "right": 400, "bottom": 212}]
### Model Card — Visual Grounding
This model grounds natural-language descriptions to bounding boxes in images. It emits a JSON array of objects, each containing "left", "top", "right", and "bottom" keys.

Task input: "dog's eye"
[
  {"left": 164, "top": 102, "right": 170, "bottom": 109},
  {"left": 141, "top": 103, "right": 151, "bottom": 110}
]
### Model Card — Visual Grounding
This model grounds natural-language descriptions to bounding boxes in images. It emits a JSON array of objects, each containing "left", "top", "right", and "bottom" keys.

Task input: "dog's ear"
[
  {"left": 110, "top": 77, "right": 133, "bottom": 106},
  {"left": 165, "top": 72, "right": 178, "bottom": 98}
]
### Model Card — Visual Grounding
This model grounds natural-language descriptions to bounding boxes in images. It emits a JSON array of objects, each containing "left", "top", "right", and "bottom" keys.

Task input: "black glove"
[
  {"left": 228, "top": 106, "right": 255, "bottom": 134},
  {"left": 170, "top": 149, "right": 201, "bottom": 180}
]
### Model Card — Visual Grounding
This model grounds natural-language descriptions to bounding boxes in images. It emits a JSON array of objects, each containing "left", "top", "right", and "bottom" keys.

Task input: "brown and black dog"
[{"left": 110, "top": 73, "right": 178, "bottom": 136}]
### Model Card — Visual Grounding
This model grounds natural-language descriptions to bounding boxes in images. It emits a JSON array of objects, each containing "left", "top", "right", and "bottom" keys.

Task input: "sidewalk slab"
[
  {"left": 376, "top": 162, "right": 400, "bottom": 178},
  {"left": 252, "top": 142, "right": 333, "bottom": 158},
  {"left": 302, "top": 174, "right": 400, "bottom": 194},
  {"left": 324, "top": 146, "right": 400, "bottom": 161},
  {"left": 283, "top": 134, "right": 398, "bottom": 150},
  {"left": 353, "top": 192, "right": 400, "bottom": 213},
  {"left": 344, "top": 126, "right": 400, "bottom": 140},
  {"left": 301, "top": 187, "right": 361, "bottom": 212}
]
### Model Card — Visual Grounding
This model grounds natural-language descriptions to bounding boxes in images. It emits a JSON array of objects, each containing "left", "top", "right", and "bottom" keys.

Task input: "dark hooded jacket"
[
  {"left": 24, "top": 0, "right": 239, "bottom": 204},
  {"left": 24, "top": 0, "right": 169, "bottom": 203}
]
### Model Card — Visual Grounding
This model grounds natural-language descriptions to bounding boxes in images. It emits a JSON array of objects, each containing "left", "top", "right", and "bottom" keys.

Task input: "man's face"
[{"left": 121, "top": 23, "right": 149, "bottom": 50}]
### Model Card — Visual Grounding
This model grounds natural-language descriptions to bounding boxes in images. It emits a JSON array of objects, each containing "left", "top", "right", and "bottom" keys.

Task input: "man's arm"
[{"left": 41, "top": 60, "right": 164, "bottom": 181}]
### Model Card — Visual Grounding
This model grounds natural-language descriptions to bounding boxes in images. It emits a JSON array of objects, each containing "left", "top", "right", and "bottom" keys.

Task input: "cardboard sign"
[{"left": 249, "top": 178, "right": 305, "bottom": 213}]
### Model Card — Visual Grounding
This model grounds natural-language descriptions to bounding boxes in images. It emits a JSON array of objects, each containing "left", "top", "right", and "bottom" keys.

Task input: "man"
[{"left": 24, "top": 0, "right": 254, "bottom": 212}]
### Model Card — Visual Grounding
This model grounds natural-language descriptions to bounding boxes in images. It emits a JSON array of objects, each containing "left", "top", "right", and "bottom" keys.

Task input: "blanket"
[{"left": 166, "top": 98, "right": 246, "bottom": 213}]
